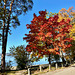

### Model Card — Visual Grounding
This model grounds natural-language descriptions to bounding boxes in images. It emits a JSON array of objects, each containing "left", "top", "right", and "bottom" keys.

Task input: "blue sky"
[{"left": 0, "top": 0, "right": 75, "bottom": 53}]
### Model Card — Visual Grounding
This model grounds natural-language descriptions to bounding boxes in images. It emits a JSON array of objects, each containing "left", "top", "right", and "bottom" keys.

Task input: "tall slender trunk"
[
  {"left": 1, "top": 0, "right": 14, "bottom": 73},
  {"left": 5, "top": 0, "right": 14, "bottom": 48},
  {"left": 1, "top": 48, "right": 5, "bottom": 73},
  {"left": 60, "top": 48, "right": 65, "bottom": 66},
  {"left": 1, "top": 0, "right": 6, "bottom": 73},
  {"left": 48, "top": 54, "right": 51, "bottom": 64},
  {"left": 62, "top": 52, "right": 66, "bottom": 64},
  {"left": 61, "top": 51, "right": 66, "bottom": 66}
]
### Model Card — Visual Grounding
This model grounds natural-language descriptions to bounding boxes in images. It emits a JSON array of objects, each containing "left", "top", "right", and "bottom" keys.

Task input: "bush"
[{"left": 9, "top": 45, "right": 32, "bottom": 69}]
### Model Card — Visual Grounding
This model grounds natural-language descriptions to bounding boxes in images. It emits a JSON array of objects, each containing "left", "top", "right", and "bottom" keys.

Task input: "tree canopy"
[
  {"left": 58, "top": 7, "right": 75, "bottom": 40},
  {"left": 9, "top": 45, "right": 32, "bottom": 69},
  {"left": 59, "top": 7, "right": 75, "bottom": 61},
  {"left": 0, "top": 0, "right": 33, "bottom": 73},
  {"left": 23, "top": 10, "right": 73, "bottom": 61}
]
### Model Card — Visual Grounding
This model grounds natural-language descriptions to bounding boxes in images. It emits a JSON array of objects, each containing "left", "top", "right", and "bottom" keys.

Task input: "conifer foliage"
[{"left": 0, "top": 0, "right": 33, "bottom": 73}]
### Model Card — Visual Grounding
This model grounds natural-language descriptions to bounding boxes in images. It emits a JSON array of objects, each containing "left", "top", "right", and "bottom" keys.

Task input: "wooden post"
[
  {"left": 70, "top": 60, "right": 71, "bottom": 65},
  {"left": 55, "top": 63, "right": 58, "bottom": 70},
  {"left": 61, "top": 63, "right": 63, "bottom": 67},
  {"left": 49, "top": 64, "right": 51, "bottom": 71},
  {"left": 39, "top": 65, "right": 42, "bottom": 72},
  {"left": 28, "top": 68, "right": 31, "bottom": 75}
]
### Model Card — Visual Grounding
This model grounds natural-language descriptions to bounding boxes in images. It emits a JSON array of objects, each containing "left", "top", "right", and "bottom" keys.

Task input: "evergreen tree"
[{"left": 0, "top": 0, "right": 33, "bottom": 73}]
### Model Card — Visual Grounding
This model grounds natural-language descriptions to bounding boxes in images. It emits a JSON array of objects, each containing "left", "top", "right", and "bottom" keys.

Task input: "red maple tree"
[{"left": 23, "top": 10, "right": 73, "bottom": 64}]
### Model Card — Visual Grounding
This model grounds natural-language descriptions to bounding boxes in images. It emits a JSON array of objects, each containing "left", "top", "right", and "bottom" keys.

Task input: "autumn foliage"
[
  {"left": 58, "top": 7, "right": 75, "bottom": 61},
  {"left": 23, "top": 10, "right": 73, "bottom": 58},
  {"left": 58, "top": 7, "right": 75, "bottom": 40}
]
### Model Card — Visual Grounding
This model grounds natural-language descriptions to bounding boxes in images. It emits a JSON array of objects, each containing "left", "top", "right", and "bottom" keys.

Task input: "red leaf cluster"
[{"left": 23, "top": 10, "right": 73, "bottom": 57}]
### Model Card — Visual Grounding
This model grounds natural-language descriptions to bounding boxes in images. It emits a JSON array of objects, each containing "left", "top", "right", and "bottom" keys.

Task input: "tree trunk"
[
  {"left": 4, "top": 0, "right": 14, "bottom": 49},
  {"left": 1, "top": 48, "right": 5, "bottom": 73},
  {"left": 1, "top": 0, "right": 14, "bottom": 73},
  {"left": 62, "top": 53, "right": 66, "bottom": 66},
  {"left": 1, "top": 0, "right": 6, "bottom": 73},
  {"left": 60, "top": 49, "right": 66, "bottom": 67},
  {"left": 48, "top": 54, "right": 51, "bottom": 70},
  {"left": 48, "top": 54, "right": 51, "bottom": 64}
]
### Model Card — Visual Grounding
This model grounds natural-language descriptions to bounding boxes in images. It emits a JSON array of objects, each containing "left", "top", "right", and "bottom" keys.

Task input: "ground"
[
  {"left": 0, "top": 64, "right": 75, "bottom": 75},
  {"left": 39, "top": 64, "right": 75, "bottom": 75}
]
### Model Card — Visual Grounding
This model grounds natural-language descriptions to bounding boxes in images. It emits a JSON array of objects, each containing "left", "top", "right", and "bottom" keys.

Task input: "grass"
[
  {"left": 0, "top": 71, "right": 16, "bottom": 75},
  {"left": 31, "top": 66, "right": 67, "bottom": 75},
  {"left": 0, "top": 70, "right": 26, "bottom": 75},
  {"left": 0, "top": 67, "right": 64, "bottom": 75},
  {"left": 0, "top": 64, "right": 74, "bottom": 75}
]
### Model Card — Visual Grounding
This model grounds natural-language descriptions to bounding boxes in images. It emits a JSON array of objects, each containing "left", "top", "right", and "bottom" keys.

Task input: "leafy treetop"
[{"left": 23, "top": 10, "right": 73, "bottom": 58}]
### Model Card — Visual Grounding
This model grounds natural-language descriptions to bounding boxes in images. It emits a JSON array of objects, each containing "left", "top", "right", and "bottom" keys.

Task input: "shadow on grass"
[
  {"left": 71, "top": 65, "right": 75, "bottom": 67},
  {"left": 0, "top": 69, "right": 21, "bottom": 75}
]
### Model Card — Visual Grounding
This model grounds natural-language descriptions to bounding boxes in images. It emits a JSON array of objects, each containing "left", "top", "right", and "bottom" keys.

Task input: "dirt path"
[{"left": 39, "top": 64, "right": 75, "bottom": 75}]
